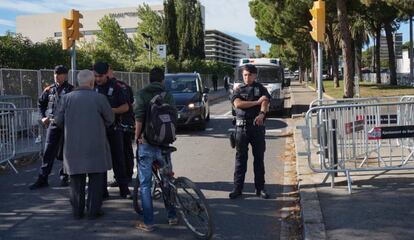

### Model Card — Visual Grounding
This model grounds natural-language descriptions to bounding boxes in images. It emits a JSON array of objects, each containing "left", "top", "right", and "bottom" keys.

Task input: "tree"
[
  {"left": 176, "top": 0, "right": 194, "bottom": 60},
  {"left": 337, "top": 0, "right": 354, "bottom": 97},
  {"left": 163, "top": 0, "right": 179, "bottom": 59},
  {"left": 96, "top": 15, "right": 137, "bottom": 70},
  {"left": 192, "top": 2, "right": 205, "bottom": 59},
  {"left": 249, "top": 0, "right": 311, "bottom": 83}
]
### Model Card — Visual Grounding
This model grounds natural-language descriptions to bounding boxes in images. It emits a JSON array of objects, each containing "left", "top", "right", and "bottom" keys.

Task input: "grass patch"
[{"left": 311, "top": 80, "right": 414, "bottom": 99}]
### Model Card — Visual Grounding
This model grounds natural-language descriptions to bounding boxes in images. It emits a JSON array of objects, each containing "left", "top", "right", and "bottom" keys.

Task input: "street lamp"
[{"left": 142, "top": 33, "right": 153, "bottom": 63}]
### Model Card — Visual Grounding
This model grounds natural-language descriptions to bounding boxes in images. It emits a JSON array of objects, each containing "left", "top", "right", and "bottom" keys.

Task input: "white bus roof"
[{"left": 238, "top": 58, "right": 282, "bottom": 67}]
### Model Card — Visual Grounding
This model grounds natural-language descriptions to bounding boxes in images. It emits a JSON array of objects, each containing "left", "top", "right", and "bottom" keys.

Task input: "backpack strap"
[{"left": 150, "top": 91, "right": 167, "bottom": 104}]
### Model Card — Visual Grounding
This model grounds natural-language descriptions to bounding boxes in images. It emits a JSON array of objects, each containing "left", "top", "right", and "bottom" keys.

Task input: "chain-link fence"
[{"left": 0, "top": 68, "right": 150, "bottom": 105}]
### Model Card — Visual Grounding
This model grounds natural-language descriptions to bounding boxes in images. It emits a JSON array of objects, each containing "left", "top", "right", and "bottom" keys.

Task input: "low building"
[{"left": 16, "top": 5, "right": 204, "bottom": 43}]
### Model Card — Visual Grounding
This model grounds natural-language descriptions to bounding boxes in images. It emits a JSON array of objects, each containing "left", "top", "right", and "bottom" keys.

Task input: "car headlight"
[
  {"left": 271, "top": 89, "right": 280, "bottom": 98},
  {"left": 188, "top": 102, "right": 203, "bottom": 109}
]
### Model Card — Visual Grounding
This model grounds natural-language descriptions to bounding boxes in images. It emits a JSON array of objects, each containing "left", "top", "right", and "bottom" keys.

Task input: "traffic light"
[
  {"left": 70, "top": 9, "right": 83, "bottom": 40},
  {"left": 309, "top": 0, "right": 325, "bottom": 42},
  {"left": 61, "top": 18, "right": 73, "bottom": 50},
  {"left": 61, "top": 9, "right": 83, "bottom": 50}
]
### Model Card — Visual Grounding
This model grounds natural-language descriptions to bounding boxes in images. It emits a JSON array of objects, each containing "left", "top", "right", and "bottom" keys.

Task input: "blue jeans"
[{"left": 137, "top": 143, "right": 176, "bottom": 225}]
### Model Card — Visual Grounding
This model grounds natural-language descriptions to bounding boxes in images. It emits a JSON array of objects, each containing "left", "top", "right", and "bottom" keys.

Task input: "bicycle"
[{"left": 132, "top": 146, "right": 214, "bottom": 239}]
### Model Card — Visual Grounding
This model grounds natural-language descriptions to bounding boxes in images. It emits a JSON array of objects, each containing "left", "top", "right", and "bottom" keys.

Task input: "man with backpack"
[{"left": 134, "top": 67, "right": 178, "bottom": 232}]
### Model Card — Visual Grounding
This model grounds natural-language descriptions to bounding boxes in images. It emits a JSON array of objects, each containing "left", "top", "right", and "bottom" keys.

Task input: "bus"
[{"left": 231, "top": 58, "right": 286, "bottom": 113}]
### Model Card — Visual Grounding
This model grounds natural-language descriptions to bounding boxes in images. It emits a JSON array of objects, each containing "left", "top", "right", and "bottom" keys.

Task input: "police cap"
[
  {"left": 93, "top": 62, "right": 109, "bottom": 75},
  {"left": 54, "top": 65, "right": 68, "bottom": 75}
]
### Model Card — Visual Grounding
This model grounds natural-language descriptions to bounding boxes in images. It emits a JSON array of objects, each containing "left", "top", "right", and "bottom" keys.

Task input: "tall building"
[
  {"left": 380, "top": 33, "right": 403, "bottom": 59},
  {"left": 16, "top": 5, "right": 204, "bottom": 43},
  {"left": 204, "top": 29, "right": 249, "bottom": 67}
]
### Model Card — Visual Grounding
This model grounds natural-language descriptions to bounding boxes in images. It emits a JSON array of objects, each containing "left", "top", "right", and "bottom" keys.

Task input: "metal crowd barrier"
[
  {"left": 304, "top": 97, "right": 414, "bottom": 193},
  {"left": 308, "top": 96, "right": 414, "bottom": 148},
  {"left": 0, "top": 103, "right": 43, "bottom": 173},
  {"left": 0, "top": 105, "right": 16, "bottom": 172}
]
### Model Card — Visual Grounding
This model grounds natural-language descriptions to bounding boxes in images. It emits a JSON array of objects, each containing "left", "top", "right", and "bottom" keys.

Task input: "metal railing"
[
  {"left": 303, "top": 96, "right": 414, "bottom": 193},
  {"left": 0, "top": 104, "right": 16, "bottom": 172},
  {"left": 0, "top": 103, "right": 44, "bottom": 173}
]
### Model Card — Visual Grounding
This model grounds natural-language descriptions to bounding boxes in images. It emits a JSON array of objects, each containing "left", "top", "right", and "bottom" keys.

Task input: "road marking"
[
  {"left": 266, "top": 129, "right": 283, "bottom": 133},
  {"left": 206, "top": 128, "right": 214, "bottom": 131},
  {"left": 210, "top": 115, "right": 233, "bottom": 119},
  {"left": 228, "top": 128, "right": 235, "bottom": 132},
  {"left": 224, "top": 111, "right": 232, "bottom": 116}
]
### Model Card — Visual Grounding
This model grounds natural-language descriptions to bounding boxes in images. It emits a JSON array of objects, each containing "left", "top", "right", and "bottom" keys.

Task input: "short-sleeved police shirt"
[
  {"left": 231, "top": 81, "right": 270, "bottom": 120},
  {"left": 95, "top": 78, "right": 128, "bottom": 109}
]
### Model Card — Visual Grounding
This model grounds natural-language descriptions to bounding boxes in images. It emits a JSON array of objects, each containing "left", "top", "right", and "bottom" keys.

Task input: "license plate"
[{"left": 178, "top": 114, "right": 181, "bottom": 119}]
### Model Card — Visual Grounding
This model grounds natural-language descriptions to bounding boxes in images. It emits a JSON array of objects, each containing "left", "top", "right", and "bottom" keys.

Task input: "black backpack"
[{"left": 144, "top": 92, "right": 177, "bottom": 146}]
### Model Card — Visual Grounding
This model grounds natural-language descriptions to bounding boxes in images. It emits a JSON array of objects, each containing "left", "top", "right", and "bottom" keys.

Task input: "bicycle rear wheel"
[{"left": 174, "top": 177, "right": 213, "bottom": 239}]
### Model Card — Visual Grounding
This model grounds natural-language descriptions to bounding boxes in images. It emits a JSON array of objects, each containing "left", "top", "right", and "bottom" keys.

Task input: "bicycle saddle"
[{"left": 160, "top": 146, "right": 177, "bottom": 154}]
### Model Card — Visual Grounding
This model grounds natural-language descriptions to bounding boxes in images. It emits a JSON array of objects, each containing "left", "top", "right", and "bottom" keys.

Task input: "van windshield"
[
  {"left": 165, "top": 76, "right": 198, "bottom": 93},
  {"left": 235, "top": 65, "right": 282, "bottom": 83}
]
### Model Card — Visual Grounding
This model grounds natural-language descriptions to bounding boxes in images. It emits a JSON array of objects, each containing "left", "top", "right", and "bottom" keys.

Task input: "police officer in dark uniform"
[
  {"left": 30, "top": 65, "right": 74, "bottom": 190},
  {"left": 108, "top": 65, "right": 135, "bottom": 184},
  {"left": 93, "top": 62, "right": 130, "bottom": 198},
  {"left": 229, "top": 64, "right": 271, "bottom": 199}
]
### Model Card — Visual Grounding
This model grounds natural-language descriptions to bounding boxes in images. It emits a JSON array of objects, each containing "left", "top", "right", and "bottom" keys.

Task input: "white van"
[{"left": 231, "top": 58, "right": 286, "bottom": 113}]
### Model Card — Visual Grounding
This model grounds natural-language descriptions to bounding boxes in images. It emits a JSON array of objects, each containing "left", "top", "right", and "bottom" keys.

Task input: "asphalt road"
[{"left": 0, "top": 98, "right": 289, "bottom": 240}]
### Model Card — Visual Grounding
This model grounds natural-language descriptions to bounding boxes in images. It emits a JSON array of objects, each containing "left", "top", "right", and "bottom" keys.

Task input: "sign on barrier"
[{"left": 368, "top": 125, "right": 414, "bottom": 140}]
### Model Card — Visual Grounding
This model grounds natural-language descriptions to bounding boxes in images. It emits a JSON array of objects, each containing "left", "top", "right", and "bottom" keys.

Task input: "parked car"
[{"left": 164, "top": 73, "right": 210, "bottom": 130}]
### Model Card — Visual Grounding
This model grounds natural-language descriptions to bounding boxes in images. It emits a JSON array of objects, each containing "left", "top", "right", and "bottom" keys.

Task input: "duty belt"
[{"left": 236, "top": 119, "right": 254, "bottom": 127}]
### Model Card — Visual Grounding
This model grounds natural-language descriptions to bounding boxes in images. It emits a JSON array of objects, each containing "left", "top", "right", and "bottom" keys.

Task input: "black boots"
[
  {"left": 29, "top": 175, "right": 49, "bottom": 190},
  {"left": 229, "top": 188, "right": 242, "bottom": 199},
  {"left": 256, "top": 189, "right": 270, "bottom": 199}
]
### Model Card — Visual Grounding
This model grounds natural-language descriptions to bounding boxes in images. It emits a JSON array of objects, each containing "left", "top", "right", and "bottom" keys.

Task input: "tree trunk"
[
  {"left": 337, "top": 0, "right": 354, "bottom": 98},
  {"left": 384, "top": 22, "right": 397, "bottom": 85},
  {"left": 375, "top": 26, "right": 381, "bottom": 84},
  {"left": 355, "top": 45, "right": 362, "bottom": 83},
  {"left": 327, "top": 22, "right": 339, "bottom": 87},
  {"left": 311, "top": 41, "right": 318, "bottom": 84}
]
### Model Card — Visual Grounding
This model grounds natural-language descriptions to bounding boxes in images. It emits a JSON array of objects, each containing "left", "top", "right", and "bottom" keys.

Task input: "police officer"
[
  {"left": 229, "top": 64, "right": 271, "bottom": 199},
  {"left": 30, "top": 65, "right": 74, "bottom": 190},
  {"left": 93, "top": 62, "right": 130, "bottom": 198},
  {"left": 108, "top": 65, "right": 135, "bottom": 184}
]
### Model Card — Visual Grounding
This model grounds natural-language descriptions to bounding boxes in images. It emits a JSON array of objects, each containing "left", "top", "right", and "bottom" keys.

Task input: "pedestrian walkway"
[{"left": 290, "top": 81, "right": 414, "bottom": 240}]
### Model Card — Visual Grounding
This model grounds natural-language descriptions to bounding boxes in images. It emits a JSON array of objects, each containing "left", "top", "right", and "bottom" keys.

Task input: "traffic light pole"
[
  {"left": 318, "top": 42, "right": 323, "bottom": 100},
  {"left": 71, "top": 42, "right": 76, "bottom": 85}
]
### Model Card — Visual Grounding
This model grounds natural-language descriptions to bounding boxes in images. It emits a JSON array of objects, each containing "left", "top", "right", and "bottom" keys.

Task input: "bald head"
[{"left": 77, "top": 69, "right": 95, "bottom": 88}]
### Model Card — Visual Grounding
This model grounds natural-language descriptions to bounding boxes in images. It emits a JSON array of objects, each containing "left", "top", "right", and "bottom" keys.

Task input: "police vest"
[
  {"left": 234, "top": 83, "right": 263, "bottom": 120},
  {"left": 46, "top": 82, "right": 73, "bottom": 118}
]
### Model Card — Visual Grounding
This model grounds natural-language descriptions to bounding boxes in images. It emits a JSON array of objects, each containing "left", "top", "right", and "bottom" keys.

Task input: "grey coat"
[{"left": 55, "top": 88, "right": 114, "bottom": 175}]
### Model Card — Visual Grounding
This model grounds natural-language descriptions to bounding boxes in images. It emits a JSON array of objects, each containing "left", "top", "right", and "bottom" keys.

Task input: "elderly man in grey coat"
[{"left": 55, "top": 69, "right": 114, "bottom": 220}]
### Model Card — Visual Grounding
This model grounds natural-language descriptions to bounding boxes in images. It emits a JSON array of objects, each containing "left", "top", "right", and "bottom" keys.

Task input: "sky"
[
  {"left": 0, "top": 0, "right": 412, "bottom": 53},
  {"left": 0, "top": 0, "right": 271, "bottom": 52}
]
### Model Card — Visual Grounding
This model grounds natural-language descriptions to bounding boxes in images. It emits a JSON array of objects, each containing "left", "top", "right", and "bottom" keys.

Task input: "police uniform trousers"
[
  {"left": 234, "top": 124, "right": 266, "bottom": 191},
  {"left": 70, "top": 172, "right": 105, "bottom": 218},
  {"left": 104, "top": 128, "right": 129, "bottom": 190},
  {"left": 40, "top": 123, "right": 67, "bottom": 179},
  {"left": 123, "top": 131, "right": 134, "bottom": 182}
]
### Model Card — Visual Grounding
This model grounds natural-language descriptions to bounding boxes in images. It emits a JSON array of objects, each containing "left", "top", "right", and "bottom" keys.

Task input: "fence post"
[
  {"left": 37, "top": 70, "right": 42, "bottom": 98},
  {"left": 19, "top": 70, "right": 23, "bottom": 95},
  {"left": 0, "top": 69, "right": 3, "bottom": 95}
]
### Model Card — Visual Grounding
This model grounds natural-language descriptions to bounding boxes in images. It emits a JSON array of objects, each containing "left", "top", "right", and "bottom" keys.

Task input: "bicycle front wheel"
[{"left": 174, "top": 177, "right": 213, "bottom": 239}]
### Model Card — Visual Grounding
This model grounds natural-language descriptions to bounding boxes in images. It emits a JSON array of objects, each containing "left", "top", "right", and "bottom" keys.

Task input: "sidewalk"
[{"left": 290, "top": 81, "right": 414, "bottom": 240}]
